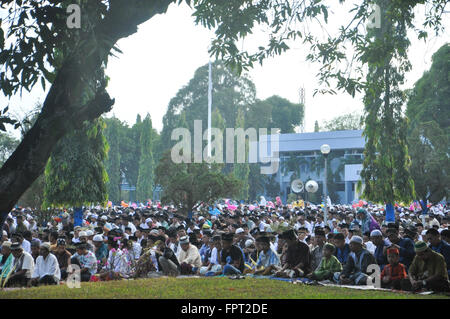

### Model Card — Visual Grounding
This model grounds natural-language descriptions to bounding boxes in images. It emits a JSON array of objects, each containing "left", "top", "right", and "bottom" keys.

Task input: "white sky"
[{"left": 1, "top": 1, "right": 449, "bottom": 137}]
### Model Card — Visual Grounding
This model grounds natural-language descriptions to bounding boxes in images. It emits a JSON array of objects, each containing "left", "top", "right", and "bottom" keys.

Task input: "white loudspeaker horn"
[
  {"left": 291, "top": 179, "right": 304, "bottom": 193},
  {"left": 305, "top": 180, "right": 319, "bottom": 193}
]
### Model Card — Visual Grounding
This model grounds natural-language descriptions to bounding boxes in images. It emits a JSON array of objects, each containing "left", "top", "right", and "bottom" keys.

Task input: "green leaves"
[
  {"left": 155, "top": 150, "right": 241, "bottom": 214},
  {"left": 0, "top": 106, "right": 18, "bottom": 132},
  {"left": 406, "top": 43, "right": 449, "bottom": 205},
  {"left": 43, "top": 119, "right": 109, "bottom": 208},
  {"left": 136, "top": 114, "right": 155, "bottom": 202}
]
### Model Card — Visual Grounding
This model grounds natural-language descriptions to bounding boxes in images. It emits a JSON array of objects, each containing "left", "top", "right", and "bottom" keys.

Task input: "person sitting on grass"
[
  {"left": 5, "top": 242, "right": 34, "bottom": 287},
  {"left": 370, "top": 229, "right": 388, "bottom": 271},
  {"left": 220, "top": 233, "right": 245, "bottom": 276},
  {"left": 54, "top": 238, "right": 71, "bottom": 281},
  {"left": 0, "top": 241, "right": 13, "bottom": 280},
  {"left": 30, "top": 239, "right": 40, "bottom": 262},
  {"left": 30, "top": 242, "right": 60, "bottom": 286},
  {"left": 248, "top": 236, "right": 280, "bottom": 276},
  {"left": 380, "top": 247, "right": 408, "bottom": 290},
  {"left": 200, "top": 235, "right": 223, "bottom": 276},
  {"left": 333, "top": 235, "right": 376, "bottom": 285},
  {"left": 403, "top": 241, "right": 450, "bottom": 293},
  {"left": 71, "top": 242, "right": 97, "bottom": 282},
  {"left": 177, "top": 235, "right": 202, "bottom": 275},
  {"left": 198, "top": 230, "right": 212, "bottom": 265},
  {"left": 385, "top": 226, "right": 415, "bottom": 270},
  {"left": 306, "top": 243, "right": 342, "bottom": 281},
  {"left": 93, "top": 234, "right": 108, "bottom": 268},
  {"left": 425, "top": 228, "right": 450, "bottom": 277},
  {"left": 310, "top": 229, "right": 326, "bottom": 272},
  {"left": 274, "top": 229, "right": 311, "bottom": 278},
  {"left": 102, "top": 237, "right": 135, "bottom": 280},
  {"left": 155, "top": 238, "right": 181, "bottom": 277},
  {"left": 333, "top": 233, "right": 350, "bottom": 264}
]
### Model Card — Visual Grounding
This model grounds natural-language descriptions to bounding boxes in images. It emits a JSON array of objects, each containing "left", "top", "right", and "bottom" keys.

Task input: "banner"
[
  {"left": 385, "top": 203, "right": 395, "bottom": 222},
  {"left": 74, "top": 207, "right": 83, "bottom": 227}
]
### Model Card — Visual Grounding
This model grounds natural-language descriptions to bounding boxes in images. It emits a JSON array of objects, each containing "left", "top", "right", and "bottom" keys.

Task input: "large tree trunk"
[{"left": 0, "top": 0, "right": 174, "bottom": 227}]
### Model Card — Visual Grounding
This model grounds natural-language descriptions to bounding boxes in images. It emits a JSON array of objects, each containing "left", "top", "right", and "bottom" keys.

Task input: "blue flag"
[
  {"left": 385, "top": 203, "right": 395, "bottom": 222},
  {"left": 74, "top": 207, "right": 83, "bottom": 227}
]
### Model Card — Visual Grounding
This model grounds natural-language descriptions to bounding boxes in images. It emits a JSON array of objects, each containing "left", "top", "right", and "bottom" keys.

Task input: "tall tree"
[
  {"left": 160, "top": 61, "right": 256, "bottom": 153},
  {"left": 0, "top": 0, "right": 176, "bottom": 225},
  {"left": 406, "top": 43, "right": 449, "bottom": 208},
  {"left": 43, "top": 119, "right": 109, "bottom": 208},
  {"left": 314, "top": 121, "right": 320, "bottom": 132},
  {"left": 155, "top": 151, "right": 241, "bottom": 216},
  {"left": 127, "top": 115, "right": 143, "bottom": 187},
  {"left": 233, "top": 109, "right": 249, "bottom": 200},
  {"left": 322, "top": 113, "right": 364, "bottom": 131},
  {"left": 0, "top": 0, "right": 446, "bottom": 226},
  {"left": 359, "top": 0, "right": 415, "bottom": 210},
  {"left": 136, "top": 114, "right": 154, "bottom": 202},
  {"left": 0, "top": 133, "right": 19, "bottom": 166},
  {"left": 103, "top": 117, "right": 122, "bottom": 203},
  {"left": 265, "top": 95, "right": 303, "bottom": 134}
]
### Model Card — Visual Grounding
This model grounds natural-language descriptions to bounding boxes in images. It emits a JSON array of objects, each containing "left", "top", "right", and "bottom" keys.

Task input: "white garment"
[
  {"left": 140, "top": 223, "right": 150, "bottom": 230},
  {"left": 210, "top": 247, "right": 219, "bottom": 265},
  {"left": 259, "top": 222, "right": 268, "bottom": 232},
  {"left": 106, "top": 249, "right": 122, "bottom": 273},
  {"left": 294, "top": 221, "right": 312, "bottom": 233},
  {"left": 32, "top": 253, "right": 61, "bottom": 281},
  {"left": 132, "top": 242, "right": 142, "bottom": 260},
  {"left": 23, "top": 220, "right": 30, "bottom": 229},
  {"left": 121, "top": 223, "right": 136, "bottom": 234},
  {"left": 105, "top": 249, "right": 130, "bottom": 277},
  {"left": 365, "top": 241, "right": 376, "bottom": 255},
  {"left": 177, "top": 244, "right": 202, "bottom": 268},
  {"left": 22, "top": 239, "right": 31, "bottom": 254},
  {"left": 13, "top": 251, "right": 34, "bottom": 278}
]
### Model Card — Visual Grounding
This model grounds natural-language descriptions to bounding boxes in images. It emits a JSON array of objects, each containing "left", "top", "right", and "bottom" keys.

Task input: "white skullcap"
[
  {"left": 350, "top": 236, "right": 363, "bottom": 244},
  {"left": 235, "top": 228, "right": 244, "bottom": 234},
  {"left": 93, "top": 235, "right": 104, "bottom": 242},
  {"left": 245, "top": 239, "right": 254, "bottom": 248},
  {"left": 370, "top": 229, "right": 383, "bottom": 237}
]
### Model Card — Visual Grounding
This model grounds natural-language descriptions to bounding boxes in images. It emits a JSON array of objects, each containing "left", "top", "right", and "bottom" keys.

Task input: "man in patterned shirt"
[{"left": 71, "top": 243, "right": 97, "bottom": 282}]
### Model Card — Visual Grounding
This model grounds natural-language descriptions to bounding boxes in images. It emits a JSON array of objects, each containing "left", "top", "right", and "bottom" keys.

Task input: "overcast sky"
[{"left": 2, "top": 1, "right": 449, "bottom": 137}]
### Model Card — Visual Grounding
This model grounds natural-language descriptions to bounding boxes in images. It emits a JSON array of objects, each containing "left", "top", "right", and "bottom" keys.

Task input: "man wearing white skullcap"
[
  {"left": 370, "top": 229, "right": 388, "bottom": 270},
  {"left": 31, "top": 242, "right": 60, "bottom": 286},
  {"left": 333, "top": 235, "right": 376, "bottom": 286}
]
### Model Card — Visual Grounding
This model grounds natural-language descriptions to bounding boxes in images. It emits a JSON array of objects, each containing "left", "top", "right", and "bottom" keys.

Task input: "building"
[{"left": 256, "top": 130, "right": 365, "bottom": 204}]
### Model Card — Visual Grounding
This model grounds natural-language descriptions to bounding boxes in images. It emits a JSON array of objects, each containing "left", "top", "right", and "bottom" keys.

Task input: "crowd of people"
[{"left": 0, "top": 201, "right": 449, "bottom": 294}]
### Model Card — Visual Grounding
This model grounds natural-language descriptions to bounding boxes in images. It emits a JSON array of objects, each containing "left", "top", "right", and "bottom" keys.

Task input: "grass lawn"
[{"left": 0, "top": 277, "right": 449, "bottom": 299}]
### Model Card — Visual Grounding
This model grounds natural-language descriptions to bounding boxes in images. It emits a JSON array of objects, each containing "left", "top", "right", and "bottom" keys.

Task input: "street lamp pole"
[{"left": 320, "top": 144, "right": 331, "bottom": 225}]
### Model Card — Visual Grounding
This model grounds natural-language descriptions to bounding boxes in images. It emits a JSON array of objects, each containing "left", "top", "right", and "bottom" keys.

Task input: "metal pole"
[{"left": 324, "top": 154, "right": 328, "bottom": 225}]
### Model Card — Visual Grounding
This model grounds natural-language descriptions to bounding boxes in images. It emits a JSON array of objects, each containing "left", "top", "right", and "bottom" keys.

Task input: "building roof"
[{"left": 259, "top": 130, "right": 365, "bottom": 154}]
